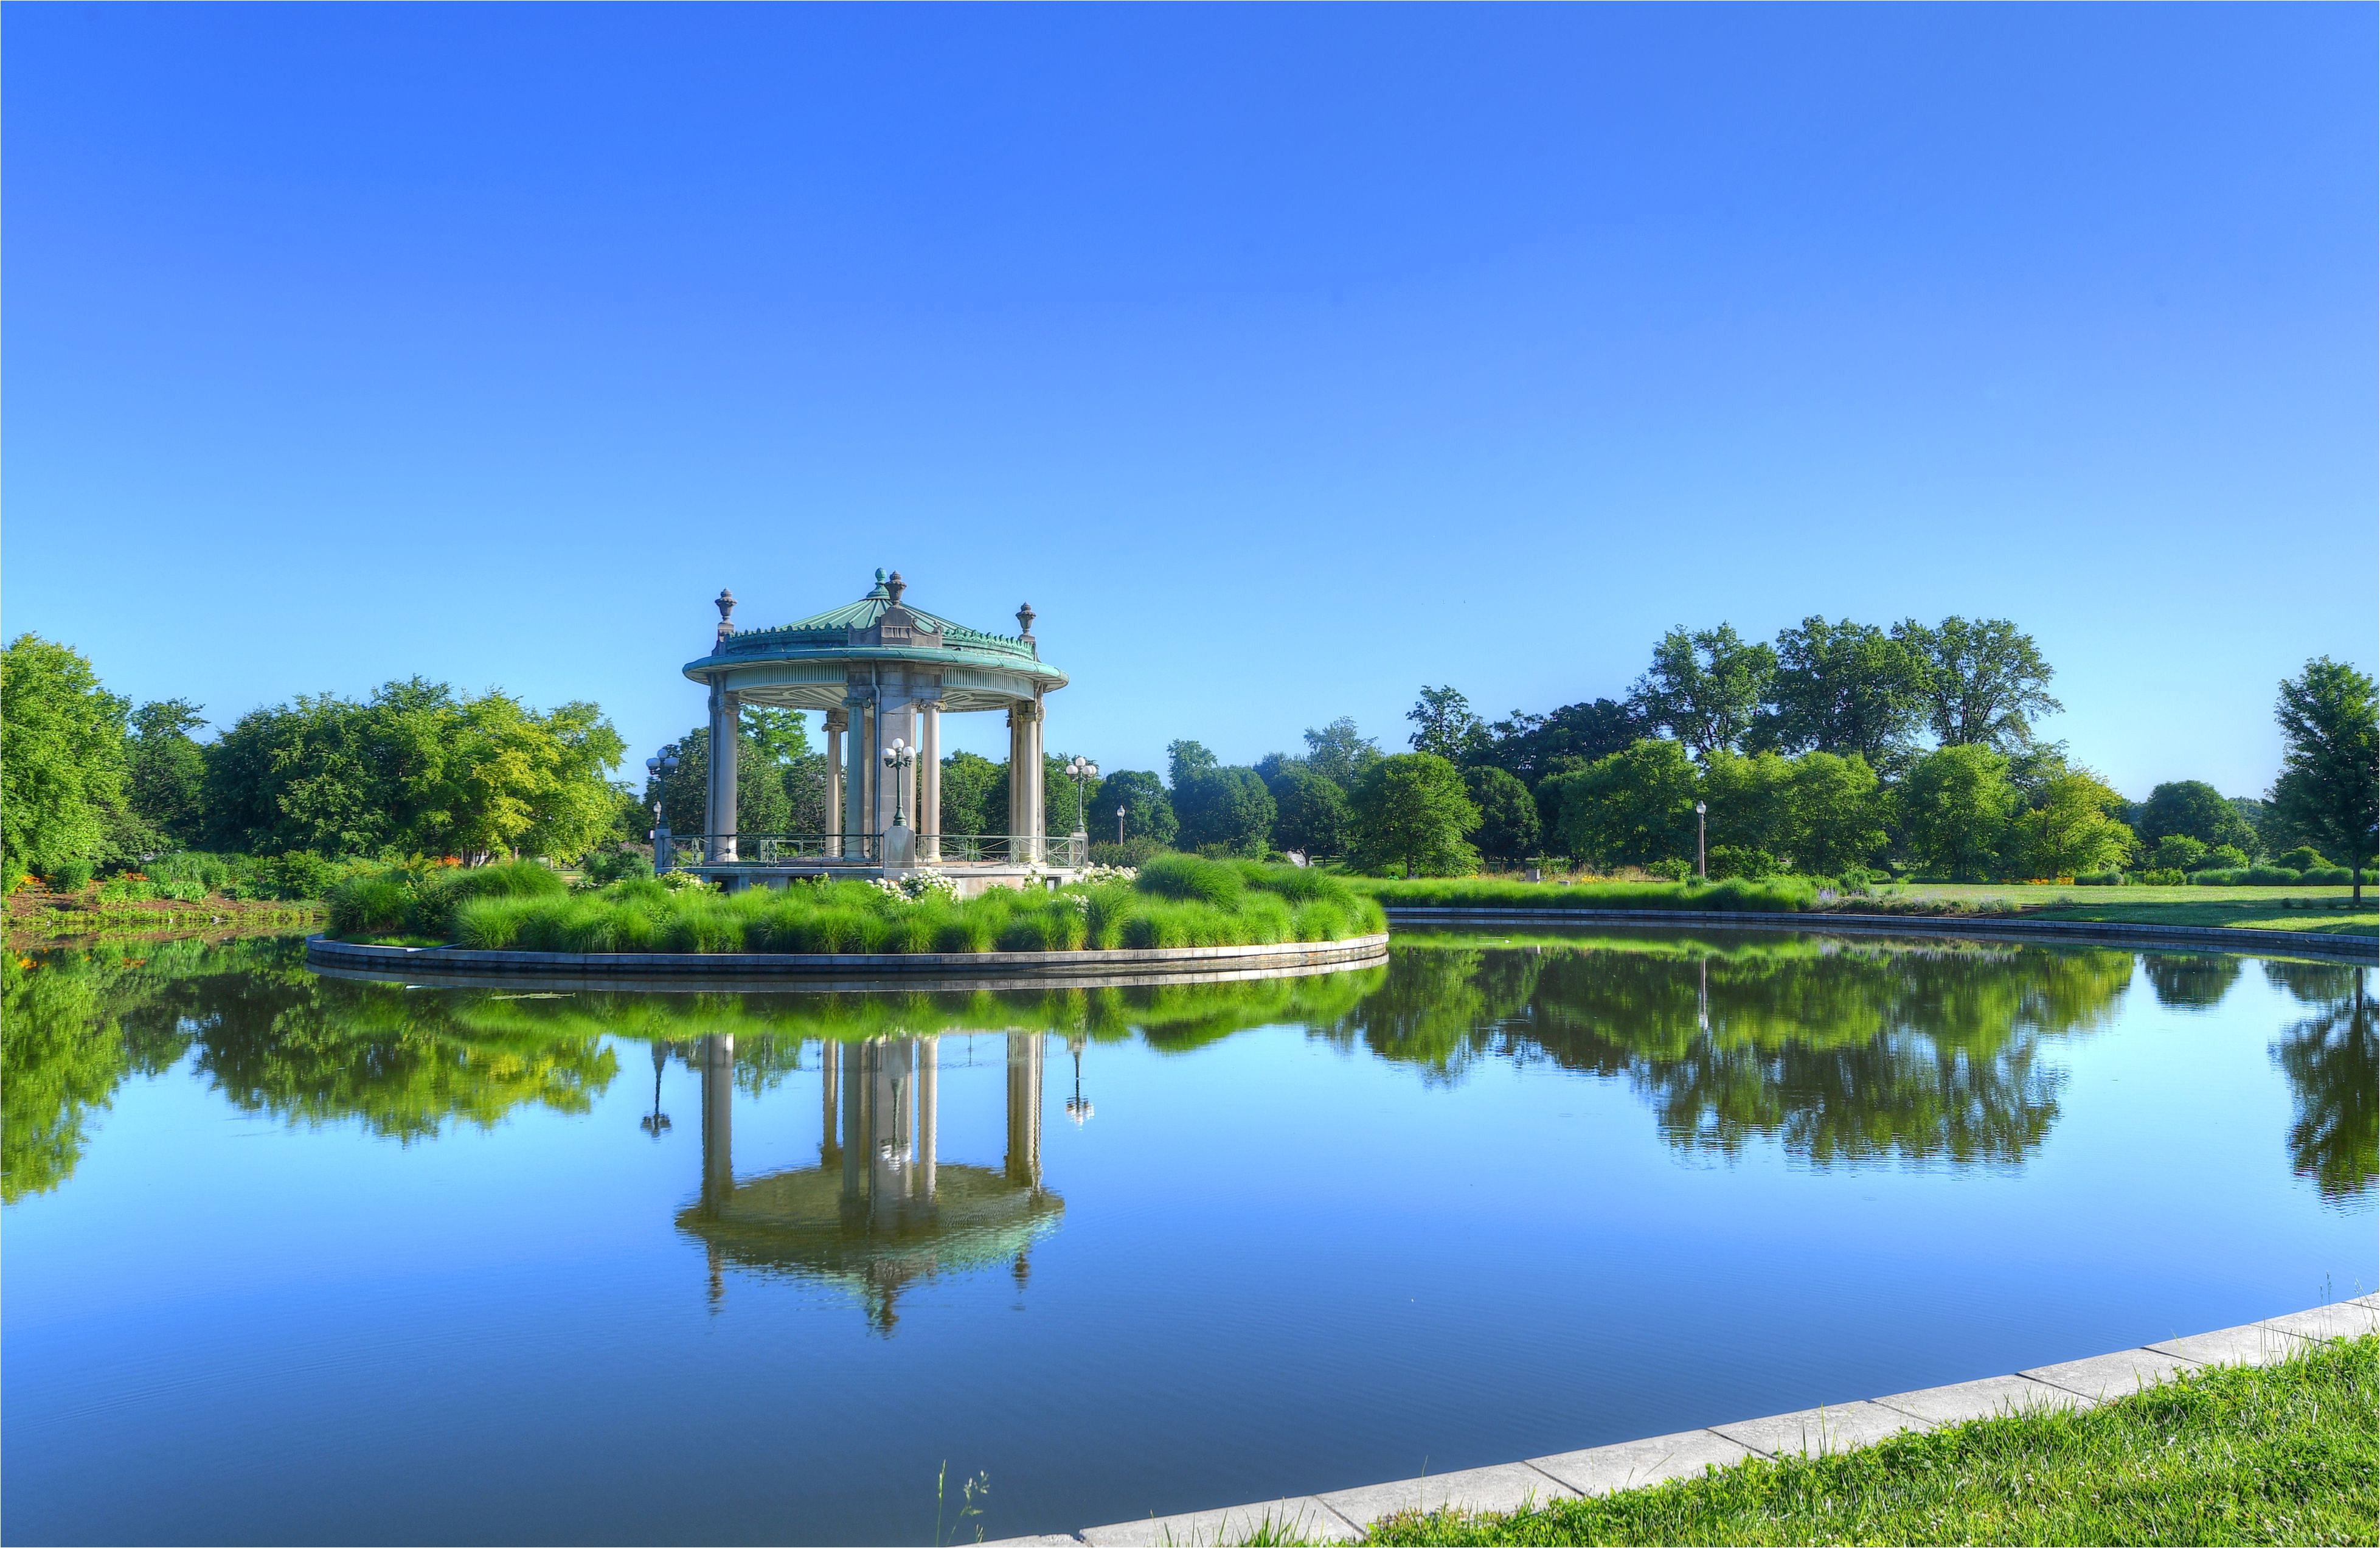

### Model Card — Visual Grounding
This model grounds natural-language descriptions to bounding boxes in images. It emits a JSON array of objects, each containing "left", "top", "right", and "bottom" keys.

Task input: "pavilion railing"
[{"left": 675, "top": 833, "right": 1088, "bottom": 869}]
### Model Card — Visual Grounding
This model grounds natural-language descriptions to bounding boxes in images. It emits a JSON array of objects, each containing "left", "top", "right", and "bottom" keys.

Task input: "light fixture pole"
[
  {"left": 647, "top": 747, "right": 681, "bottom": 872},
  {"left": 881, "top": 738, "right": 917, "bottom": 827},
  {"left": 1066, "top": 755, "right": 1100, "bottom": 836},
  {"left": 1695, "top": 800, "right": 1708, "bottom": 881},
  {"left": 1116, "top": 803, "right": 1127, "bottom": 846}
]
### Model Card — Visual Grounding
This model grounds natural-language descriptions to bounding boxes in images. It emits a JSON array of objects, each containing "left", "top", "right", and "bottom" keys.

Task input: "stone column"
[
  {"left": 918, "top": 699, "right": 943, "bottom": 862},
  {"left": 705, "top": 680, "right": 735, "bottom": 863},
  {"left": 824, "top": 710, "right": 847, "bottom": 858},
  {"left": 1007, "top": 704, "right": 1025, "bottom": 859},
  {"left": 917, "top": 1035, "right": 938, "bottom": 1203},
  {"left": 1022, "top": 697, "right": 1045, "bottom": 863},
  {"left": 844, "top": 692, "right": 869, "bottom": 860}
]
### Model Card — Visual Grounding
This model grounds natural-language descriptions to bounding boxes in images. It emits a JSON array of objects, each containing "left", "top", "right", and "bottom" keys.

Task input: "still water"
[{"left": 5, "top": 928, "right": 2373, "bottom": 1544}]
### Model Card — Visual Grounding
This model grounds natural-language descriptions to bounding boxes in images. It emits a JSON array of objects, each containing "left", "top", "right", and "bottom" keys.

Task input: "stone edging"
[
  {"left": 1381, "top": 906, "right": 2379, "bottom": 961},
  {"left": 304, "top": 931, "right": 1390, "bottom": 991},
  {"left": 993, "top": 1296, "right": 2380, "bottom": 1546}
]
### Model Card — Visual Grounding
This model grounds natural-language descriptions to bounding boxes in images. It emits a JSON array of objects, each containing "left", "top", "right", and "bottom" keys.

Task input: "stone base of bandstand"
[{"left": 685, "top": 860, "right": 1086, "bottom": 899}]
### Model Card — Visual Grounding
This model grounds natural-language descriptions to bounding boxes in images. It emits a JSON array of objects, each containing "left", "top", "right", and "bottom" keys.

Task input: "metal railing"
[{"left": 673, "top": 833, "right": 1088, "bottom": 869}]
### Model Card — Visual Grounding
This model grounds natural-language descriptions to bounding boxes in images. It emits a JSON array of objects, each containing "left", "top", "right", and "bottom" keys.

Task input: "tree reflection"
[
  {"left": 2264, "top": 962, "right": 2376, "bottom": 1203},
  {"left": 1331, "top": 935, "right": 2137, "bottom": 1168},
  {"left": 2140, "top": 953, "right": 2244, "bottom": 1011}
]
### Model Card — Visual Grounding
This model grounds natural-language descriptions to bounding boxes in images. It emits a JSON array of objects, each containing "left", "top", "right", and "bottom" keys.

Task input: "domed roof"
[{"left": 684, "top": 569, "right": 1066, "bottom": 704}]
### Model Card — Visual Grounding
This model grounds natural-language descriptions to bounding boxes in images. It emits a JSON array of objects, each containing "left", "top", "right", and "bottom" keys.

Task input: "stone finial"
[
  {"left": 715, "top": 588, "right": 736, "bottom": 646},
  {"left": 886, "top": 570, "right": 906, "bottom": 605},
  {"left": 1016, "top": 602, "right": 1036, "bottom": 642}
]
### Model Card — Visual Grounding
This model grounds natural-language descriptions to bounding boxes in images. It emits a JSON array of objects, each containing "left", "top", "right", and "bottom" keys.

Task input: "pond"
[{"left": 4, "top": 928, "right": 2373, "bottom": 1544}]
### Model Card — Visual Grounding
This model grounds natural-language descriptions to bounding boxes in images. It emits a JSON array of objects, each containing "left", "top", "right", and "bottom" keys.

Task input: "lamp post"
[
  {"left": 881, "top": 738, "right": 917, "bottom": 827},
  {"left": 1116, "top": 803, "right": 1126, "bottom": 846},
  {"left": 1065, "top": 1036, "right": 1094, "bottom": 1125},
  {"left": 647, "top": 747, "right": 681, "bottom": 873},
  {"left": 1066, "top": 755, "right": 1100, "bottom": 836},
  {"left": 1695, "top": 800, "right": 1707, "bottom": 881}
]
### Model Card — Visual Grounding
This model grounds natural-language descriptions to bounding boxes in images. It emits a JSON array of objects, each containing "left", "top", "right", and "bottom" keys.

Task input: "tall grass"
[{"left": 411, "top": 859, "right": 1385, "bottom": 955}]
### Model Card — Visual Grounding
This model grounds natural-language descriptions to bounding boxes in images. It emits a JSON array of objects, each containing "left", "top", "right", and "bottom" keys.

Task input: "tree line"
[{"left": 1, "top": 635, "right": 628, "bottom": 892}]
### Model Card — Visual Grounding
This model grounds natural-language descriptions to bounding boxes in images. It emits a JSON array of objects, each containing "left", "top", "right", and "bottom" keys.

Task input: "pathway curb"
[{"left": 1004, "top": 1296, "right": 2380, "bottom": 1546}]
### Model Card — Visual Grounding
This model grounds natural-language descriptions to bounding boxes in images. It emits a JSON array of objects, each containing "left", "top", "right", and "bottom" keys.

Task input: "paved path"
[{"left": 991, "top": 1296, "right": 2379, "bottom": 1546}]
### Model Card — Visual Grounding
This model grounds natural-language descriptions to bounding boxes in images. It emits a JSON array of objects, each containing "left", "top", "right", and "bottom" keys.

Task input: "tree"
[
  {"left": 1173, "top": 765, "right": 1275, "bottom": 856},
  {"left": 1782, "top": 752, "right": 1887, "bottom": 876},
  {"left": 1899, "top": 744, "right": 2019, "bottom": 881},
  {"left": 1696, "top": 751, "right": 1792, "bottom": 869},
  {"left": 938, "top": 751, "right": 1004, "bottom": 837},
  {"left": 2015, "top": 768, "right": 2135, "bottom": 879},
  {"left": 1481, "top": 699, "right": 1641, "bottom": 786},
  {"left": 1462, "top": 765, "right": 1541, "bottom": 863},
  {"left": 2271, "top": 659, "right": 2378, "bottom": 901},
  {"left": 1628, "top": 625, "right": 1777, "bottom": 757},
  {"left": 1302, "top": 717, "right": 1383, "bottom": 790},
  {"left": 1270, "top": 765, "right": 1351, "bottom": 856},
  {"left": 1094, "top": 769, "right": 1178, "bottom": 847},
  {"left": 1895, "top": 617, "right": 2062, "bottom": 751},
  {"left": 127, "top": 699, "right": 210, "bottom": 850},
  {"left": 1351, "top": 753, "right": 1479, "bottom": 877},
  {"left": 2149, "top": 834, "right": 2210, "bottom": 872},
  {"left": 2135, "top": 780, "right": 2259, "bottom": 855},
  {"left": 1166, "top": 739, "right": 1219, "bottom": 788},
  {"left": 1, "top": 635, "right": 131, "bottom": 885},
  {"left": 1406, "top": 687, "right": 1489, "bottom": 765},
  {"left": 1757, "top": 617, "right": 1926, "bottom": 763},
  {"left": 1544, "top": 738, "right": 1699, "bottom": 869}
]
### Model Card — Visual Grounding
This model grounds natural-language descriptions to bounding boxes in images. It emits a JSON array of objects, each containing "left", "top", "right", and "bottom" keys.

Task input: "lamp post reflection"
[
  {"left": 640, "top": 1041, "right": 673, "bottom": 1139},
  {"left": 681, "top": 1031, "right": 1061, "bottom": 1333}
]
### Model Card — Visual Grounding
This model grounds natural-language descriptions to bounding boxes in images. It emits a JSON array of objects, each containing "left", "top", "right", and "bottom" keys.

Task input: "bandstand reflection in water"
[{"left": 673, "top": 1032, "right": 1061, "bottom": 1330}]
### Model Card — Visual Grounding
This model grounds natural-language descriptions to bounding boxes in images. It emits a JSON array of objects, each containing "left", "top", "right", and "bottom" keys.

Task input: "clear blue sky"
[{"left": 6, "top": 5, "right": 2372, "bottom": 800}]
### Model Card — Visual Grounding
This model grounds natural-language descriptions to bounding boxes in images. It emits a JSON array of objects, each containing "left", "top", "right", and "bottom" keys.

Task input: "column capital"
[
  {"left": 824, "top": 708, "right": 848, "bottom": 731},
  {"left": 1015, "top": 698, "right": 1042, "bottom": 723}
]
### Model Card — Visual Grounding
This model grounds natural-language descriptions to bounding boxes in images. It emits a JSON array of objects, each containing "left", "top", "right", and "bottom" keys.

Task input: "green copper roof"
[{"left": 687, "top": 569, "right": 1063, "bottom": 687}]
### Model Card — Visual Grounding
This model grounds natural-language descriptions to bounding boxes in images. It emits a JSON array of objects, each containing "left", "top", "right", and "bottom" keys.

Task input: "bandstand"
[{"left": 670, "top": 570, "right": 1081, "bottom": 893}]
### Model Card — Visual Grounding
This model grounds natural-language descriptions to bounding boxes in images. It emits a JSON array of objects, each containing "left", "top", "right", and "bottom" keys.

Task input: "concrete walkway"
[{"left": 993, "top": 1296, "right": 2379, "bottom": 1546}]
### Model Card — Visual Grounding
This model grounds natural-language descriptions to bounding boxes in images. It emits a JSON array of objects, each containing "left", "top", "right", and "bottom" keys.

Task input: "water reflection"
[
  {"left": 676, "top": 1032, "right": 1059, "bottom": 1331},
  {"left": 5, "top": 931, "right": 2370, "bottom": 1211},
  {"left": 2264, "top": 963, "right": 2377, "bottom": 1203}
]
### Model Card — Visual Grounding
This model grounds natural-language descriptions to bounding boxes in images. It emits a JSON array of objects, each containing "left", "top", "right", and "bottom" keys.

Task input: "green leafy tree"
[
  {"left": 2015, "top": 768, "right": 2135, "bottom": 878},
  {"left": 1546, "top": 737, "right": 1699, "bottom": 869},
  {"left": 1628, "top": 625, "right": 1777, "bottom": 757},
  {"left": 1270, "top": 765, "right": 1351, "bottom": 856},
  {"left": 1351, "top": 753, "right": 1480, "bottom": 877},
  {"left": 128, "top": 699, "right": 210, "bottom": 850},
  {"left": 1094, "top": 769, "right": 1177, "bottom": 847},
  {"left": 1697, "top": 751, "right": 1792, "bottom": 862},
  {"left": 2150, "top": 834, "right": 2210, "bottom": 872},
  {"left": 2269, "top": 658, "right": 2378, "bottom": 902},
  {"left": 2137, "top": 780, "right": 2259, "bottom": 855},
  {"left": 1406, "top": 687, "right": 1490, "bottom": 765},
  {"left": 938, "top": 751, "right": 1004, "bottom": 838},
  {"left": 1462, "top": 765, "right": 1541, "bottom": 862},
  {"left": 1781, "top": 752, "right": 1888, "bottom": 876},
  {"left": 1898, "top": 743, "right": 2019, "bottom": 881},
  {"left": 1173, "top": 765, "right": 1276, "bottom": 856},
  {"left": 1166, "top": 739, "right": 1219, "bottom": 788},
  {"left": 1, "top": 635, "right": 131, "bottom": 885},
  {"left": 1757, "top": 617, "right": 1926, "bottom": 763},
  {"left": 1894, "top": 616, "right": 2062, "bottom": 751},
  {"left": 1481, "top": 699, "right": 1641, "bottom": 786},
  {"left": 1302, "top": 717, "right": 1383, "bottom": 790}
]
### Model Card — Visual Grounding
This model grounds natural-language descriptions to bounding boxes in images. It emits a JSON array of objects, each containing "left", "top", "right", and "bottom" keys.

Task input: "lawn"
[
  {"left": 1888, "top": 883, "right": 2378, "bottom": 938},
  {"left": 1359, "top": 1335, "right": 2378, "bottom": 1547}
]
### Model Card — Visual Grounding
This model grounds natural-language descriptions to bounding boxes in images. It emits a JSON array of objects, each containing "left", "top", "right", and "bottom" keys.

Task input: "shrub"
[
  {"left": 413, "top": 861, "right": 570, "bottom": 937},
  {"left": 327, "top": 873, "right": 416, "bottom": 935},
  {"left": 1089, "top": 836, "right": 1167, "bottom": 869},
  {"left": 1137, "top": 853, "right": 1246, "bottom": 906},
  {"left": 2197, "top": 844, "right": 2252, "bottom": 872},
  {"left": 1644, "top": 858, "right": 1690, "bottom": 882},
  {"left": 2278, "top": 845, "right": 2331, "bottom": 872},
  {"left": 2075, "top": 870, "right": 2128, "bottom": 887},
  {"left": 46, "top": 858, "right": 95, "bottom": 892},
  {"left": 581, "top": 846, "right": 653, "bottom": 886},
  {"left": 2303, "top": 865, "right": 2356, "bottom": 885},
  {"left": 1707, "top": 845, "right": 1783, "bottom": 881},
  {"left": 2139, "top": 867, "right": 2186, "bottom": 886}
]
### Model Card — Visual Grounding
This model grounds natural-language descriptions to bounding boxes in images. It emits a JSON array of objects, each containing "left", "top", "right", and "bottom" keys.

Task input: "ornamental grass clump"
[{"left": 389, "top": 857, "right": 1379, "bottom": 955}]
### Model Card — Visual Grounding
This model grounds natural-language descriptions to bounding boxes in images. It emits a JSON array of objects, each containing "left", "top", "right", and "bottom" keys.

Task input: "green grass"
[
  {"left": 1353, "top": 1335, "right": 2378, "bottom": 1548},
  {"left": 335, "top": 854, "right": 1386, "bottom": 954},
  {"left": 1347, "top": 876, "right": 1823, "bottom": 912}
]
